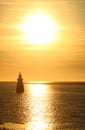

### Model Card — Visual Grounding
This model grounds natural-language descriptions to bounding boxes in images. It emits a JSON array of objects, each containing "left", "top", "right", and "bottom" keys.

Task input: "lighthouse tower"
[{"left": 16, "top": 73, "right": 24, "bottom": 93}]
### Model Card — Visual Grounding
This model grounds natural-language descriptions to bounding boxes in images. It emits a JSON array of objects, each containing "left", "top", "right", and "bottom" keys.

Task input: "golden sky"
[{"left": 0, "top": 0, "right": 85, "bottom": 82}]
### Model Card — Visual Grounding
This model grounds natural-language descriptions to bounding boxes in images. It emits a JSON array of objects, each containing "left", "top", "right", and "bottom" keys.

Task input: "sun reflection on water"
[
  {"left": 25, "top": 83, "right": 50, "bottom": 130},
  {"left": 29, "top": 83, "right": 47, "bottom": 96},
  {"left": 26, "top": 120, "right": 48, "bottom": 130}
]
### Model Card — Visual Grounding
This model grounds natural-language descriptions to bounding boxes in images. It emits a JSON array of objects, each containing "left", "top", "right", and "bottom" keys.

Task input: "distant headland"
[
  {"left": 30, "top": 81, "right": 85, "bottom": 85},
  {"left": 0, "top": 81, "right": 85, "bottom": 85}
]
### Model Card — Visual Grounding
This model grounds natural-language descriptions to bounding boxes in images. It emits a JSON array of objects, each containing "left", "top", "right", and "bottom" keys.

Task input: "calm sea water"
[{"left": 0, "top": 82, "right": 85, "bottom": 130}]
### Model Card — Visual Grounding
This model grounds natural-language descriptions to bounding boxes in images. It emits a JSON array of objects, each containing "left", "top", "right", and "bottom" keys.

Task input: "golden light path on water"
[
  {"left": 29, "top": 83, "right": 47, "bottom": 96},
  {"left": 25, "top": 83, "right": 53, "bottom": 130}
]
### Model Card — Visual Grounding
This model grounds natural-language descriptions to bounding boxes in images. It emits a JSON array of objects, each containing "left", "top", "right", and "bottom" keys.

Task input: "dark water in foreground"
[{"left": 0, "top": 82, "right": 85, "bottom": 130}]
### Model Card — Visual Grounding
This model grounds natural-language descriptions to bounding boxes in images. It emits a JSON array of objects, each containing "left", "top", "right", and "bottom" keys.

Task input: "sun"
[{"left": 19, "top": 13, "right": 58, "bottom": 45}]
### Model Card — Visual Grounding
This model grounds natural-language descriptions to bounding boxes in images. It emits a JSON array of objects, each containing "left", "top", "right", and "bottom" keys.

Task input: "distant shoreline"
[
  {"left": 28, "top": 82, "right": 85, "bottom": 85},
  {"left": 0, "top": 81, "right": 85, "bottom": 85}
]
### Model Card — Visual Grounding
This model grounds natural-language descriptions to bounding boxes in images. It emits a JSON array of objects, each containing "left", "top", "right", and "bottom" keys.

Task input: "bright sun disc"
[{"left": 19, "top": 13, "right": 58, "bottom": 45}]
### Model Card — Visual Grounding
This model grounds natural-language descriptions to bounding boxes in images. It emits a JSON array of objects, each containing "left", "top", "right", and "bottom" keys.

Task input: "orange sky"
[{"left": 0, "top": 0, "right": 85, "bottom": 82}]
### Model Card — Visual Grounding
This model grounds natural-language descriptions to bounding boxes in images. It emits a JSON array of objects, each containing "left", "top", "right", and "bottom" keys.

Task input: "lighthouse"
[{"left": 16, "top": 73, "right": 24, "bottom": 93}]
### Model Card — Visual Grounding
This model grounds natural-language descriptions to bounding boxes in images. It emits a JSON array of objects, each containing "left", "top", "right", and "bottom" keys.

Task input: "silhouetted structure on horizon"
[{"left": 16, "top": 73, "right": 24, "bottom": 93}]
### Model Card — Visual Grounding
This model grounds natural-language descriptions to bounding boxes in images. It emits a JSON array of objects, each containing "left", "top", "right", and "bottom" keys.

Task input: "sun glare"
[
  {"left": 19, "top": 13, "right": 59, "bottom": 45},
  {"left": 29, "top": 83, "right": 47, "bottom": 96}
]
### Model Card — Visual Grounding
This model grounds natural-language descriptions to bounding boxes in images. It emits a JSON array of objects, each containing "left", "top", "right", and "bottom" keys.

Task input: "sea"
[{"left": 0, "top": 82, "right": 85, "bottom": 130}]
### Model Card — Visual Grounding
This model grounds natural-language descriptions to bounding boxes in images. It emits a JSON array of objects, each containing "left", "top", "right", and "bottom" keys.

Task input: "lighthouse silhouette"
[{"left": 16, "top": 72, "right": 24, "bottom": 93}]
